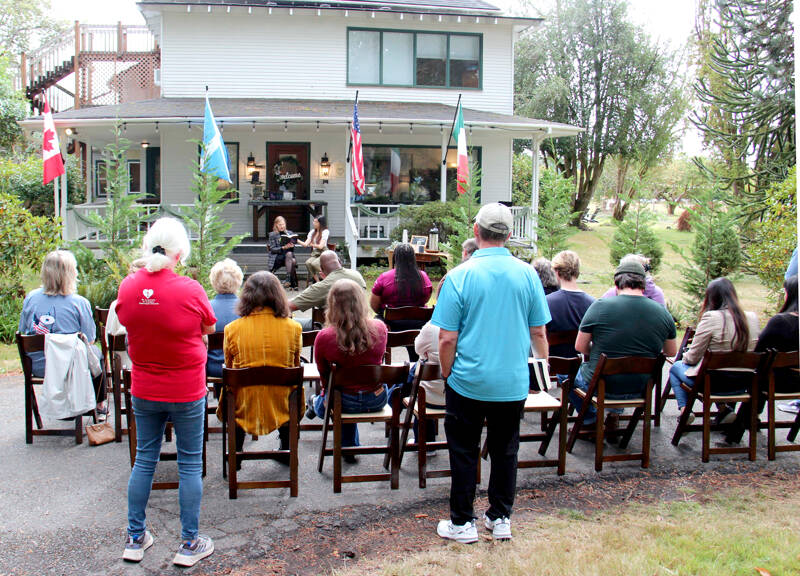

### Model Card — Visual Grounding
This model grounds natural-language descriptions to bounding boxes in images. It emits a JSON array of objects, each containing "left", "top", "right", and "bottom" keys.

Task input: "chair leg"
[
  {"left": 75, "top": 414, "right": 83, "bottom": 445},
  {"left": 390, "top": 401, "right": 400, "bottom": 490},
  {"left": 671, "top": 393, "right": 695, "bottom": 446},
  {"left": 767, "top": 393, "right": 776, "bottom": 460},
  {"left": 653, "top": 379, "right": 662, "bottom": 428},
  {"left": 221, "top": 415, "right": 228, "bottom": 479},
  {"left": 567, "top": 397, "right": 592, "bottom": 453},
  {"left": 25, "top": 382, "right": 33, "bottom": 444},
  {"left": 333, "top": 395, "right": 342, "bottom": 494},
  {"left": 418, "top": 407, "right": 428, "bottom": 488},
  {"left": 702, "top": 395, "right": 711, "bottom": 463},
  {"left": 31, "top": 387, "right": 43, "bottom": 430},
  {"left": 642, "top": 385, "right": 653, "bottom": 468},
  {"left": 227, "top": 423, "right": 238, "bottom": 500},
  {"left": 558, "top": 405, "right": 567, "bottom": 475},
  {"left": 594, "top": 400, "right": 604, "bottom": 472},
  {"left": 787, "top": 411, "right": 800, "bottom": 443},
  {"left": 317, "top": 395, "right": 331, "bottom": 473},
  {"left": 114, "top": 376, "right": 122, "bottom": 442},
  {"left": 748, "top": 384, "right": 758, "bottom": 462}
]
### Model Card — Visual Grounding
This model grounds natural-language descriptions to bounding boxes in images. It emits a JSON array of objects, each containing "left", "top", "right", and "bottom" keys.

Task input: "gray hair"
[
  {"left": 620, "top": 253, "right": 651, "bottom": 274},
  {"left": 532, "top": 257, "right": 559, "bottom": 291},
  {"left": 141, "top": 217, "right": 191, "bottom": 272},
  {"left": 461, "top": 238, "right": 478, "bottom": 260},
  {"left": 41, "top": 250, "right": 78, "bottom": 296},
  {"left": 209, "top": 258, "right": 244, "bottom": 294}
]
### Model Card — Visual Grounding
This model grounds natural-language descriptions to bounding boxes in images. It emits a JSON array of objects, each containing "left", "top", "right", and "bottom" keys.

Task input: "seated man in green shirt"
[
  {"left": 570, "top": 260, "right": 677, "bottom": 431},
  {"left": 288, "top": 250, "right": 366, "bottom": 330}
]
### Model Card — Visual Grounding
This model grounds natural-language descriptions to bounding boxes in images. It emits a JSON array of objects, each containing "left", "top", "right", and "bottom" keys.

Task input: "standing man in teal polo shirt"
[{"left": 432, "top": 203, "right": 550, "bottom": 543}]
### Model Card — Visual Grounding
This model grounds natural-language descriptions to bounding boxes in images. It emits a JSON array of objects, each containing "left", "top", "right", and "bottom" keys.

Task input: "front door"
[{"left": 267, "top": 143, "right": 310, "bottom": 233}]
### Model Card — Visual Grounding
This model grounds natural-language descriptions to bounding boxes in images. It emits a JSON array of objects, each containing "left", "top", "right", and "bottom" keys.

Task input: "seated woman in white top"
[{"left": 297, "top": 215, "right": 329, "bottom": 283}]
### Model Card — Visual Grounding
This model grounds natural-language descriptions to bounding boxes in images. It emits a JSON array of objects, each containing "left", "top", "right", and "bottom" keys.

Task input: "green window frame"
[{"left": 347, "top": 27, "right": 482, "bottom": 90}]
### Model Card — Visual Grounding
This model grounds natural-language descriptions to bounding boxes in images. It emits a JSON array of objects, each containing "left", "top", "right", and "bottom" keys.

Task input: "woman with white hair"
[
  {"left": 207, "top": 258, "right": 244, "bottom": 385},
  {"left": 115, "top": 217, "right": 216, "bottom": 567},
  {"left": 18, "top": 249, "right": 106, "bottom": 405}
]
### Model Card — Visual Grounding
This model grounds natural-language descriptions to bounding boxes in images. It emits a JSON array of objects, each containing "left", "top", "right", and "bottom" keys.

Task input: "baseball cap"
[
  {"left": 614, "top": 261, "right": 646, "bottom": 278},
  {"left": 475, "top": 203, "right": 513, "bottom": 235}
]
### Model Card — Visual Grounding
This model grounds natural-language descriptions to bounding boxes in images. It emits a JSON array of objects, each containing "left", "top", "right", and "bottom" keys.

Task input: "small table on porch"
[
  {"left": 248, "top": 200, "right": 328, "bottom": 242},
  {"left": 386, "top": 248, "right": 450, "bottom": 271}
]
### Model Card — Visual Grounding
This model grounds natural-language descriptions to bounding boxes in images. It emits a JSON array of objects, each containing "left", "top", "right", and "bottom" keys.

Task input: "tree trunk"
[
  {"left": 666, "top": 202, "right": 676, "bottom": 215},
  {"left": 613, "top": 199, "right": 629, "bottom": 221}
]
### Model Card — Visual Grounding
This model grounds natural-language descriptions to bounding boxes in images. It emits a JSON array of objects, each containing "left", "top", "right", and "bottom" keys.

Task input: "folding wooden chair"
[
  {"left": 108, "top": 333, "right": 130, "bottom": 443},
  {"left": 383, "top": 306, "right": 434, "bottom": 324},
  {"left": 205, "top": 332, "right": 224, "bottom": 437},
  {"left": 671, "top": 350, "right": 765, "bottom": 462},
  {"left": 655, "top": 326, "right": 696, "bottom": 427},
  {"left": 221, "top": 365, "right": 304, "bottom": 499},
  {"left": 123, "top": 369, "right": 207, "bottom": 490},
  {"left": 317, "top": 363, "right": 409, "bottom": 493},
  {"left": 760, "top": 350, "right": 800, "bottom": 460},
  {"left": 298, "top": 330, "right": 323, "bottom": 433},
  {"left": 567, "top": 354, "right": 665, "bottom": 471},
  {"left": 16, "top": 332, "right": 96, "bottom": 444},
  {"left": 541, "top": 329, "right": 579, "bottom": 432}
]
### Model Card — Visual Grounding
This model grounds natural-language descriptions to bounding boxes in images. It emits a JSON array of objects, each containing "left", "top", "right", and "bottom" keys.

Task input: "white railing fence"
[
  {"left": 68, "top": 203, "right": 196, "bottom": 242},
  {"left": 510, "top": 206, "right": 534, "bottom": 243},
  {"left": 350, "top": 204, "right": 402, "bottom": 241}
]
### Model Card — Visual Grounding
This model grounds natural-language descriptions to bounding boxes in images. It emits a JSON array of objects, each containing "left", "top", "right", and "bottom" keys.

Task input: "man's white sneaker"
[
  {"left": 436, "top": 520, "right": 478, "bottom": 543},
  {"left": 483, "top": 515, "right": 512, "bottom": 540}
]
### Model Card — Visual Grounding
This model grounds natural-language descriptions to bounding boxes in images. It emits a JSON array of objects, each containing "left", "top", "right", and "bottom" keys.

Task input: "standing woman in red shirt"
[
  {"left": 115, "top": 218, "right": 217, "bottom": 568},
  {"left": 308, "top": 279, "right": 388, "bottom": 460}
]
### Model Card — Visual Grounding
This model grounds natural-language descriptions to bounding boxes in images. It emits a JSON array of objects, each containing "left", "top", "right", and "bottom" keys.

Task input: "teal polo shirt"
[{"left": 432, "top": 247, "right": 550, "bottom": 402}]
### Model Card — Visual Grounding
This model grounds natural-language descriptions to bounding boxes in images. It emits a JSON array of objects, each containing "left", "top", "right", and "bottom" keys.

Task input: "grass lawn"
[
  {"left": 0, "top": 342, "right": 19, "bottom": 374},
  {"left": 344, "top": 484, "right": 800, "bottom": 576}
]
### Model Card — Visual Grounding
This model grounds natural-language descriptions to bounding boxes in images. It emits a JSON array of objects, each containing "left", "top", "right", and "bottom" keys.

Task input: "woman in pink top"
[
  {"left": 116, "top": 218, "right": 216, "bottom": 567},
  {"left": 308, "top": 279, "right": 388, "bottom": 457}
]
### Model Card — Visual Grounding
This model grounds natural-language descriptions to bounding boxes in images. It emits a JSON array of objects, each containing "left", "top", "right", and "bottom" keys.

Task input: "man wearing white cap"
[{"left": 432, "top": 202, "right": 550, "bottom": 543}]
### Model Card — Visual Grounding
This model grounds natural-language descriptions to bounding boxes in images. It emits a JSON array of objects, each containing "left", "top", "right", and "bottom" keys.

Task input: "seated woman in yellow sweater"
[{"left": 219, "top": 271, "right": 302, "bottom": 463}]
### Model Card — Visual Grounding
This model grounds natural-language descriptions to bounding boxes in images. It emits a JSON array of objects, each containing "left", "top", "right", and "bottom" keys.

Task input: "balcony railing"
[{"left": 67, "top": 203, "right": 195, "bottom": 242}]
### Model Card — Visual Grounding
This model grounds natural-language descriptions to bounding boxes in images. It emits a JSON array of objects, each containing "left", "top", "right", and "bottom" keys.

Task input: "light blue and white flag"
[{"left": 201, "top": 96, "right": 231, "bottom": 182}]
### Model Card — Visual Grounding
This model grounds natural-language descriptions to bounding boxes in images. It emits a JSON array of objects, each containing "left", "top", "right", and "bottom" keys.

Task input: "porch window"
[
  {"left": 94, "top": 159, "right": 108, "bottom": 199},
  {"left": 347, "top": 28, "right": 482, "bottom": 89},
  {"left": 352, "top": 145, "right": 480, "bottom": 205},
  {"left": 128, "top": 160, "right": 141, "bottom": 193}
]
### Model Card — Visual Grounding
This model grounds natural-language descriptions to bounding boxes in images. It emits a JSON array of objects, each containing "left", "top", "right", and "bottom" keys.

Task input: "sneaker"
[
  {"left": 436, "top": 520, "right": 478, "bottom": 544},
  {"left": 173, "top": 535, "right": 214, "bottom": 567},
  {"left": 305, "top": 395, "right": 317, "bottom": 420},
  {"left": 678, "top": 407, "right": 696, "bottom": 426},
  {"left": 713, "top": 404, "right": 737, "bottom": 426},
  {"left": 343, "top": 453, "right": 358, "bottom": 464},
  {"left": 778, "top": 400, "right": 800, "bottom": 414},
  {"left": 483, "top": 515, "right": 512, "bottom": 540},
  {"left": 122, "top": 530, "right": 154, "bottom": 562}
]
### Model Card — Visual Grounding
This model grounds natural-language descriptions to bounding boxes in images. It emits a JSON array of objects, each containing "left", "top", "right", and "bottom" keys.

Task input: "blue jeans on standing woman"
[
  {"left": 314, "top": 384, "right": 388, "bottom": 447},
  {"left": 127, "top": 396, "right": 206, "bottom": 541}
]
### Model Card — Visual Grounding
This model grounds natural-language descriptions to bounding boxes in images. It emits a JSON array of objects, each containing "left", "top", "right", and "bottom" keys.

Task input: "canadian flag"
[{"left": 42, "top": 96, "right": 65, "bottom": 185}]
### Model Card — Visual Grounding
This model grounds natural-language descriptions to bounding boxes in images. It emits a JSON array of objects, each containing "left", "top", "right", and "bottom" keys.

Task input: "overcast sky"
[{"left": 49, "top": 0, "right": 701, "bottom": 154}]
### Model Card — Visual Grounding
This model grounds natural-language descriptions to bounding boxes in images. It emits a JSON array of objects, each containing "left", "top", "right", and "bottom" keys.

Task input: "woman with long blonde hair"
[{"left": 307, "top": 279, "right": 388, "bottom": 459}]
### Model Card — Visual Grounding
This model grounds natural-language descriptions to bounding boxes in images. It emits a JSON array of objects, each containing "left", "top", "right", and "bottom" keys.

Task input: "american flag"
[
  {"left": 33, "top": 321, "right": 50, "bottom": 335},
  {"left": 350, "top": 98, "right": 365, "bottom": 196}
]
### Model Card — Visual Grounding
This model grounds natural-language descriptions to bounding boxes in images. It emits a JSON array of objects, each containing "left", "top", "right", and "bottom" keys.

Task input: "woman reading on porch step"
[
  {"left": 267, "top": 216, "right": 298, "bottom": 290},
  {"left": 298, "top": 215, "right": 329, "bottom": 283}
]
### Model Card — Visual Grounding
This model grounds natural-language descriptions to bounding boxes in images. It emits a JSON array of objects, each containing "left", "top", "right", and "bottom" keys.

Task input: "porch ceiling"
[{"left": 21, "top": 98, "right": 582, "bottom": 138}]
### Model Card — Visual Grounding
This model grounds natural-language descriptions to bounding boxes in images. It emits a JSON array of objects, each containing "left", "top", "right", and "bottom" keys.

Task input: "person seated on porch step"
[
  {"left": 267, "top": 216, "right": 298, "bottom": 289},
  {"left": 532, "top": 257, "right": 560, "bottom": 296},
  {"left": 19, "top": 249, "right": 107, "bottom": 412},
  {"left": 218, "top": 271, "right": 301, "bottom": 464},
  {"left": 668, "top": 277, "right": 759, "bottom": 427},
  {"left": 306, "top": 279, "right": 389, "bottom": 461},
  {"left": 601, "top": 254, "right": 666, "bottom": 306},
  {"left": 570, "top": 260, "right": 677, "bottom": 439},
  {"left": 206, "top": 258, "right": 243, "bottom": 395},
  {"left": 725, "top": 275, "right": 797, "bottom": 444},
  {"left": 288, "top": 251, "right": 366, "bottom": 331},
  {"left": 297, "top": 215, "right": 329, "bottom": 283}
]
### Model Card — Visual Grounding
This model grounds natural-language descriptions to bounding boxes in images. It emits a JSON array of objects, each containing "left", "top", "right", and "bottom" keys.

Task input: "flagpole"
[
  {"left": 346, "top": 90, "right": 358, "bottom": 163},
  {"left": 53, "top": 177, "right": 59, "bottom": 222},
  {"left": 441, "top": 93, "right": 462, "bottom": 165}
]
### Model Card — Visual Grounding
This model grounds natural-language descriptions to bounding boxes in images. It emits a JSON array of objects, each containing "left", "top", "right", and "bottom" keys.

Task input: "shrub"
[
  {"left": 676, "top": 207, "right": 693, "bottom": 231},
  {"left": 609, "top": 203, "right": 663, "bottom": 273},
  {"left": 0, "top": 154, "right": 84, "bottom": 216}
]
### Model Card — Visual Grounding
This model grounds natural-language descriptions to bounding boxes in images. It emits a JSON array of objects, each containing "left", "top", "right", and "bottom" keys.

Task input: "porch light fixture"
[
  {"left": 378, "top": 121, "right": 382, "bottom": 134},
  {"left": 316, "top": 121, "right": 320, "bottom": 132},
  {"left": 65, "top": 127, "right": 76, "bottom": 136},
  {"left": 247, "top": 153, "right": 256, "bottom": 168},
  {"left": 155, "top": 121, "right": 159, "bottom": 132},
  {"left": 141, "top": 140, "right": 149, "bottom": 148},
  {"left": 284, "top": 121, "right": 288, "bottom": 132},
  {"left": 252, "top": 121, "right": 256, "bottom": 133},
  {"left": 409, "top": 123, "right": 413, "bottom": 134},
  {"left": 319, "top": 153, "right": 331, "bottom": 183}
]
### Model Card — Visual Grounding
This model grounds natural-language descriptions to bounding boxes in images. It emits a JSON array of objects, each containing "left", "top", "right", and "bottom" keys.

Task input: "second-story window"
[{"left": 348, "top": 28, "right": 481, "bottom": 89}]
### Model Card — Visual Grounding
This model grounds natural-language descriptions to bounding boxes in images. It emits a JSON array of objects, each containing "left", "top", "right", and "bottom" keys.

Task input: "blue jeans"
[
  {"left": 568, "top": 370, "right": 645, "bottom": 424},
  {"left": 127, "top": 396, "right": 206, "bottom": 541},
  {"left": 314, "top": 384, "right": 388, "bottom": 447},
  {"left": 669, "top": 361, "right": 695, "bottom": 409}
]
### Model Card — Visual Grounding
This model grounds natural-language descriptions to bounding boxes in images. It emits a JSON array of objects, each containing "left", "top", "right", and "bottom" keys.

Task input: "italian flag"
[
  {"left": 453, "top": 101, "right": 468, "bottom": 194},
  {"left": 42, "top": 95, "right": 65, "bottom": 185}
]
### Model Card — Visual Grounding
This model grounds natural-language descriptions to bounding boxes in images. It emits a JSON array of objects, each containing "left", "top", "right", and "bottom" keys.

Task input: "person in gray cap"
[
  {"left": 431, "top": 202, "right": 551, "bottom": 543},
  {"left": 570, "top": 260, "right": 677, "bottom": 438}
]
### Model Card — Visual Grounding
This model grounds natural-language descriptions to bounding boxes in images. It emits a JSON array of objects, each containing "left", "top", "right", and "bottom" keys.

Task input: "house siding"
[{"left": 160, "top": 11, "right": 514, "bottom": 115}]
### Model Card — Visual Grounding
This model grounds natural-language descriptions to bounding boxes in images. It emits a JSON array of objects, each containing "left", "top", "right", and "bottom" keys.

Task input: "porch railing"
[
  {"left": 350, "top": 204, "right": 402, "bottom": 242},
  {"left": 509, "top": 206, "right": 534, "bottom": 243},
  {"left": 67, "top": 203, "right": 195, "bottom": 242}
]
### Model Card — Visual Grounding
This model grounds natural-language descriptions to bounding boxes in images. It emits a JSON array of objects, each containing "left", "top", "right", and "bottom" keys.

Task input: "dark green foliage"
[
  {"left": 0, "top": 56, "right": 26, "bottom": 153},
  {"left": 673, "top": 186, "right": 742, "bottom": 312},
  {"left": 175, "top": 143, "right": 246, "bottom": 292},
  {"left": 0, "top": 153, "right": 85, "bottom": 215},
  {"left": 693, "top": 0, "right": 794, "bottom": 218},
  {"left": 609, "top": 203, "right": 663, "bottom": 273}
]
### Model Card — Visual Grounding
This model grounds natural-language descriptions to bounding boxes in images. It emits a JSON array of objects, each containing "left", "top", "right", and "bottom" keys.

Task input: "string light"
[
  {"left": 122, "top": 122, "right": 127, "bottom": 132},
  {"left": 284, "top": 120, "right": 288, "bottom": 132},
  {"left": 409, "top": 123, "right": 413, "bottom": 134},
  {"left": 439, "top": 123, "right": 443, "bottom": 135},
  {"left": 155, "top": 121, "right": 159, "bottom": 133},
  {"left": 378, "top": 121, "right": 382, "bottom": 134},
  {"left": 252, "top": 121, "right": 256, "bottom": 132},
  {"left": 187, "top": 121, "right": 191, "bottom": 131},
  {"left": 316, "top": 121, "right": 320, "bottom": 132},
  {"left": 220, "top": 121, "right": 224, "bottom": 133}
]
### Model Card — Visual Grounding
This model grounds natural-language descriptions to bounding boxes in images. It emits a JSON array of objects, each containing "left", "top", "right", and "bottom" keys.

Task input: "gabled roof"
[
  {"left": 23, "top": 97, "right": 581, "bottom": 138},
  {"left": 137, "top": 0, "right": 502, "bottom": 13}
]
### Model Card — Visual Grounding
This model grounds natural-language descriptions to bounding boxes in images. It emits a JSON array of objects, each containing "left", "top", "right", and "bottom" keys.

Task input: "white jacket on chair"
[{"left": 41, "top": 333, "right": 96, "bottom": 420}]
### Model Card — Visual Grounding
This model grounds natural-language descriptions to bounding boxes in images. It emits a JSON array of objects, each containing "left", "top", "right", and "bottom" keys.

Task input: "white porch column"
[
  {"left": 53, "top": 178, "right": 60, "bottom": 232},
  {"left": 440, "top": 130, "right": 448, "bottom": 203},
  {"left": 60, "top": 167, "right": 68, "bottom": 234},
  {"left": 530, "top": 134, "right": 543, "bottom": 251}
]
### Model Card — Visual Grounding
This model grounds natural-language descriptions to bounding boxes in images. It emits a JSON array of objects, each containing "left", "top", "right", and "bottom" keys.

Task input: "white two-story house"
[{"left": 24, "top": 0, "right": 580, "bottom": 268}]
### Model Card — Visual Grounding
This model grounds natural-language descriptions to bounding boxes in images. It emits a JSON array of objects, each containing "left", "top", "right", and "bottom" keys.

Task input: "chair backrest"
[
  {"left": 94, "top": 307, "right": 109, "bottom": 327},
  {"left": 547, "top": 355, "right": 582, "bottom": 389},
  {"left": 693, "top": 349, "right": 765, "bottom": 394},
  {"left": 383, "top": 306, "right": 434, "bottom": 323},
  {"left": 590, "top": 353, "right": 666, "bottom": 396},
  {"left": 95, "top": 307, "right": 110, "bottom": 369},
  {"left": 207, "top": 332, "right": 224, "bottom": 351},
  {"left": 546, "top": 330, "right": 578, "bottom": 349},
  {"left": 674, "top": 326, "right": 696, "bottom": 363},
  {"left": 384, "top": 329, "right": 420, "bottom": 362},
  {"left": 222, "top": 365, "right": 304, "bottom": 394},
  {"left": 302, "top": 329, "right": 320, "bottom": 348},
  {"left": 329, "top": 362, "right": 410, "bottom": 393},
  {"left": 416, "top": 361, "right": 442, "bottom": 382},
  {"left": 16, "top": 332, "right": 44, "bottom": 382},
  {"left": 768, "top": 349, "right": 799, "bottom": 371},
  {"left": 311, "top": 307, "right": 325, "bottom": 327}
]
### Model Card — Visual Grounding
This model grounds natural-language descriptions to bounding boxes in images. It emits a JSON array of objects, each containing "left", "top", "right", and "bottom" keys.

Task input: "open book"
[{"left": 280, "top": 233, "right": 299, "bottom": 247}]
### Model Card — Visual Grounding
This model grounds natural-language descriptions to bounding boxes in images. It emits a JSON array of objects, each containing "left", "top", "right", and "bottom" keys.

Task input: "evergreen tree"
[
  {"left": 609, "top": 202, "right": 663, "bottom": 273},
  {"left": 177, "top": 144, "right": 245, "bottom": 292}
]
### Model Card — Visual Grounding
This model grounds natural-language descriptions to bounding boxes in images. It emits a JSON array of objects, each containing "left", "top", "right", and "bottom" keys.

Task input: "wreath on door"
[{"left": 273, "top": 157, "right": 304, "bottom": 183}]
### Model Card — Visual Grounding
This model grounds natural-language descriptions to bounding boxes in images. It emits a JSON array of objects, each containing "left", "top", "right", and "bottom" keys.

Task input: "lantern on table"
[{"left": 428, "top": 224, "right": 439, "bottom": 252}]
